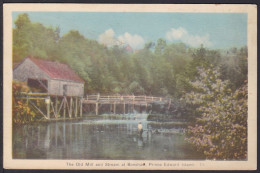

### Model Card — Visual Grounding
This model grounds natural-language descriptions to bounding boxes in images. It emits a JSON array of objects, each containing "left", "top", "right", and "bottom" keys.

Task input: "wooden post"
[
  {"left": 95, "top": 102, "right": 99, "bottom": 115},
  {"left": 80, "top": 98, "right": 83, "bottom": 117},
  {"left": 75, "top": 97, "right": 78, "bottom": 117},
  {"left": 167, "top": 98, "right": 172, "bottom": 111},
  {"left": 63, "top": 97, "right": 66, "bottom": 118},
  {"left": 97, "top": 93, "right": 100, "bottom": 101},
  {"left": 69, "top": 97, "right": 73, "bottom": 118},
  {"left": 46, "top": 96, "right": 50, "bottom": 119},
  {"left": 55, "top": 96, "right": 58, "bottom": 118},
  {"left": 96, "top": 94, "right": 100, "bottom": 116}
]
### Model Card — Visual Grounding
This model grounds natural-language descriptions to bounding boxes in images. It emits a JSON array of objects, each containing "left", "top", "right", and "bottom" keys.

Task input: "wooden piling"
[
  {"left": 69, "top": 97, "right": 73, "bottom": 118},
  {"left": 18, "top": 93, "right": 172, "bottom": 120},
  {"left": 55, "top": 96, "right": 58, "bottom": 118},
  {"left": 46, "top": 96, "right": 50, "bottom": 119},
  {"left": 57, "top": 98, "right": 64, "bottom": 117},
  {"left": 80, "top": 98, "right": 83, "bottom": 117},
  {"left": 75, "top": 97, "right": 78, "bottom": 117},
  {"left": 63, "top": 97, "right": 66, "bottom": 118}
]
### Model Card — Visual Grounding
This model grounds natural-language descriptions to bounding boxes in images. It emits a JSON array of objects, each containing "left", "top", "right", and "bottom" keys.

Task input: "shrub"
[
  {"left": 12, "top": 81, "right": 37, "bottom": 124},
  {"left": 184, "top": 66, "right": 247, "bottom": 160}
]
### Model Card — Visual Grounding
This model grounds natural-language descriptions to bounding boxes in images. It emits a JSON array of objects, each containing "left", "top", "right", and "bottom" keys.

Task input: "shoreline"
[{"left": 13, "top": 113, "right": 189, "bottom": 126}]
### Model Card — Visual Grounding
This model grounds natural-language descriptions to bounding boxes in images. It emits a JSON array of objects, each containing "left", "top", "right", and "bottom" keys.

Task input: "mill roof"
[{"left": 28, "top": 56, "right": 84, "bottom": 83}]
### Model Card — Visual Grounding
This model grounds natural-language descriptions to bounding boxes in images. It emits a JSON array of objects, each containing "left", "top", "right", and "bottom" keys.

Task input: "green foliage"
[
  {"left": 12, "top": 81, "right": 37, "bottom": 124},
  {"left": 128, "top": 81, "right": 145, "bottom": 95},
  {"left": 13, "top": 14, "right": 60, "bottom": 62},
  {"left": 184, "top": 67, "right": 247, "bottom": 160},
  {"left": 154, "top": 38, "right": 166, "bottom": 55},
  {"left": 219, "top": 46, "right": 248, "bottom": 90},
  {"left": 13, "top": 13, "right": 247, "bottom": 98}
]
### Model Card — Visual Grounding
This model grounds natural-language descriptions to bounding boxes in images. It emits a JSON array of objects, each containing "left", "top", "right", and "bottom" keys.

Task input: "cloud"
[
  {"left": 118, "top": 32, "right": 145, "bottom": 50},
  {"left": 98, "top": 29, "right": 118, "bottom": 47},
  {"left": 98, "top": 29, "right": 145, "bottom": 50},
  {"left": 166, "top": 27, "right": 212, "bottom": 47}
]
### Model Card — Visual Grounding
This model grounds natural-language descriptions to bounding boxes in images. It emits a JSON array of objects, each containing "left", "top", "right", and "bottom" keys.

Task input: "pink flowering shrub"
[{"left": 185, "top": 66, "right": 247, "bottom": 160}]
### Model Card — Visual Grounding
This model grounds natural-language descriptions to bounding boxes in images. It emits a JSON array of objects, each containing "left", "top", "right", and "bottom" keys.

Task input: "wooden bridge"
[
  {"left": 84, "top": 94, "right": 171, "bottom": 115},
  {"left": 15, "top": 93, "right": 172, "bottom": 120}
]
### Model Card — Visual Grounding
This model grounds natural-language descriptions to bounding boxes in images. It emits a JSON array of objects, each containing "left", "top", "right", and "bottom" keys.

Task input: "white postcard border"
[{"left": 3, "top": 4, "right": 257, "bottom": 170}]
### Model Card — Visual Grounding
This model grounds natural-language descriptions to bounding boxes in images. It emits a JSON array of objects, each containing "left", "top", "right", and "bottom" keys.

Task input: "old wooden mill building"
[{"left": 13, "top": 56, "right": 171, "bottom": 120}]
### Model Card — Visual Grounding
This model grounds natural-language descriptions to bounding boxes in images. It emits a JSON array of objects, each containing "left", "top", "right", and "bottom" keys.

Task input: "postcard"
[{"left": 3, "top": 4, "right": 257, "bottom": 170}]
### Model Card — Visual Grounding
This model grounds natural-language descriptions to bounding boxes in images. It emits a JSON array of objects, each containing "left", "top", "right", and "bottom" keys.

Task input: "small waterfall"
[
  {"left": 126, "top": 110, "right": 149, "bottom": 121},
  {"left": 135, "top": 113, "right": 149, "bottom": 121}
]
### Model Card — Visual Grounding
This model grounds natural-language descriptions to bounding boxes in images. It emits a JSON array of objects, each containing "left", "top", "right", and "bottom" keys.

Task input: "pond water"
[{"left": 13, "top": 115, "right": 204, "bottom": 160}]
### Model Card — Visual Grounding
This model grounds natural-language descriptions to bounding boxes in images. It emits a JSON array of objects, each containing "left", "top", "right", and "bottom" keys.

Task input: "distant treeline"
[{"left": 13, "top": 13, "right": 247, "bottom": 98}]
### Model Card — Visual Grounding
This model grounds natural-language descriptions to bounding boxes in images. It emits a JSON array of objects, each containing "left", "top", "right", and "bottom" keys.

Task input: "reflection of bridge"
[{"left": 15, "top": 93, "right": 172, "bottom": 119}]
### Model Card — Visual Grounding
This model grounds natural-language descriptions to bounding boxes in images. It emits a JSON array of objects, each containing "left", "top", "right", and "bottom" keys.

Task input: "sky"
[{"left": 13, "top": 12, "right": 247, "bottom": 50}]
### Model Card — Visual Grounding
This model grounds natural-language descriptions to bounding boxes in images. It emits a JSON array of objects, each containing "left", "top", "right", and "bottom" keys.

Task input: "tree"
[
  {"left": 154, "top": 38, "right": 166, "bottom": 56},
  {"left": 13, "top": 14, "right": 32, "bottom": 62},
  {"left": 219, "top": 46, "right": 248, "bottom": 90},
  {"left": 184, "top": 66, "right": 247, "bottom": 160},
  {"left": 128, "top": 81, "right": 145, "bottom": 95},
  {"left": 144, "top": 41, "right": 155, "bottom": 50},
  {"left": 13, "top": 13, "right": 60, "bottom": 62}
]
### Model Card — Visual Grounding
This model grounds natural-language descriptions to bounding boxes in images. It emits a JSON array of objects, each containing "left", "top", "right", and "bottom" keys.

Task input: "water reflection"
[{"left": 13, "top": 119, "right": 204, "bottom": 160}]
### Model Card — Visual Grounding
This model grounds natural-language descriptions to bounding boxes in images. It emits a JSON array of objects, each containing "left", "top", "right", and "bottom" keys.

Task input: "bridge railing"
[{"left": 84, "top": 94, "right": 170, "bottom": 103}]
